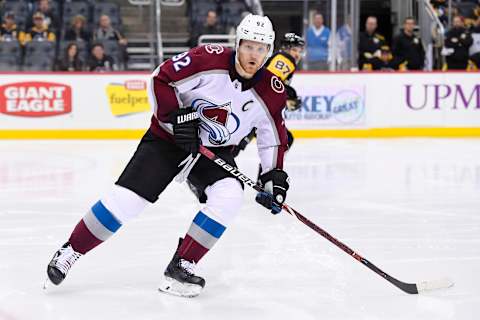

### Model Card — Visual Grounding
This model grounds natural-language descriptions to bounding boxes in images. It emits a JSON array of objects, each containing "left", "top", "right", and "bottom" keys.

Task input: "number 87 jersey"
[
  {"left": 265, "top": 51, "right": 297, "bottom": 85},
  {"left": 148, "top": 45, "right": 289, "bottom": 172}
]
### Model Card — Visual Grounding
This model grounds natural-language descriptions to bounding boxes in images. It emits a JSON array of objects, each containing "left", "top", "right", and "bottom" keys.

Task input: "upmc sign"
[
  {"left": 405, "top": 84, "right": 480, "bottom": 110},
  {"left": 0, "top": 82, "right": 72, "bottom": 117}
]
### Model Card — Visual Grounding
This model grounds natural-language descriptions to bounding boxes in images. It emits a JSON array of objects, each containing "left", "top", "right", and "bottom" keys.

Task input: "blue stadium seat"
[
  {"left": 0, "top": 40, "right": 21, "bottom": 70},
  {"left": 23, "top": 55, "right": 55, "bottom": 71},
  {"left": 2, "top": 0, "right": 29, "bottom": 30},
  {"left": 62, "top": 1, "right": 91, "bottom": 27},
  {"left": 190, "top": 0, "right": 217, "bottom": 26},
  {"left": 220, "top": 1, "right": 248, "bottom": 29},
  {"left": 25, "top": 41, "right": 56, "bottom": 60},
  {"left": 100, "top": 39, "right": 122, "bottom": 68},
  {"left": 31, "top": 1, "right": 61, "bottom": 18},
  {"left": 93, "top": 2, "right": 121, "bottom": 29}
]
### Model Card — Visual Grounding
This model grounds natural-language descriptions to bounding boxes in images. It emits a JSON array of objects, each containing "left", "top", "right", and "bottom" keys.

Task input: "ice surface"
[{"left": 1, "top": 139, "right": 479, "bottom": 320}]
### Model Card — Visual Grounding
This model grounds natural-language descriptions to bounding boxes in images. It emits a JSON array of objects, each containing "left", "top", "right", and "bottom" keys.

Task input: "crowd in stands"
[
  {"left": 304, "top": 0, "right": 480, "bottom": 71},
  {"left": 0, "top": 0, "right": 127, "bottom": 72},
  {"left": 431, "top": 0, "right": 480, "bottom": 70},
  {"left": 187, "top": 0, "right": 262, "bottom": 47},
  {"left": 2, "top": 0, "right": 479, "bottom": 72}
]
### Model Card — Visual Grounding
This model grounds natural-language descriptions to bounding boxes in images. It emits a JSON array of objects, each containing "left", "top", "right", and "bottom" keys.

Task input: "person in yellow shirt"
[
  {"left": 24, "top": 12, "right": 56, "bottom": 44},
  {"left": 0, "top": 12, "right": 25, "bottom": 44}
]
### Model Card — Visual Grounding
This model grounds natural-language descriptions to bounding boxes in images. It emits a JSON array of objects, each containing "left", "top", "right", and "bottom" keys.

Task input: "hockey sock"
[
  {"left": 178, "top": 211, "right": 226, "bottom": 263},
  {"left": 69, "top": 201, "right": 122, "bottom": 254}
]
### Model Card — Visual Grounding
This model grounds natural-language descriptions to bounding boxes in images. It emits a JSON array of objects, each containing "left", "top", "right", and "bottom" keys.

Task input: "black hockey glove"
[
  {"left": 171, "top": 107, "right": 200, "bottom": 156},
  {"left": 255, "top": 169, "right": 290, "bottom": 214},
  {"left": 285, "top": 85, "right": 302, "bottom": 111}
]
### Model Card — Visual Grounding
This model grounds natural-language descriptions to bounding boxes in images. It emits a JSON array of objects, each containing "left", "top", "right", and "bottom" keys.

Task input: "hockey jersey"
[
  {"left": 266, "top": 51, "right": 297, "bottom": 85},
  {"left": 149, "top": 45, "right": 288, "bottom": 171}
]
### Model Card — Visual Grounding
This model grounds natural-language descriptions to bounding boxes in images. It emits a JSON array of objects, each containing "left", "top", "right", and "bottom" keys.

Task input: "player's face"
[
  {"left": 237, "top": 40, "right": 269, "bottom": 75},
  {"left": 288, "top": 46, "right": 304, "bottom": 64}
]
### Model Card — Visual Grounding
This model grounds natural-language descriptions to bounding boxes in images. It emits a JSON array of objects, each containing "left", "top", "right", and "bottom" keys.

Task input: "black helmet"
[{"left": 280, "top": 33, "right": 305, "bottom": 48}]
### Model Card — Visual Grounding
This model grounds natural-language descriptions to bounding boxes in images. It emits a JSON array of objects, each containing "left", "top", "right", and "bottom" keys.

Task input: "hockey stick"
[{"left": 198, "top": 145, "right": 454, "bottom": 294}]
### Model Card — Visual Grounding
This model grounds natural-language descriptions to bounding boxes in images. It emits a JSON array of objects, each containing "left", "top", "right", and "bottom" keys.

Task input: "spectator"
[
  {"left": 93, "top": 14, "right": 127, "bottom": 45},
  {"left": 469, "top": 16, "right": 480, "bottom": 70},
  {"left": 189, "top": 10, "right": 225, "bottom": 47},
  {"left": 392, "top": 17, "right": 425, "bottom": 70},
  {"left": 469, "top": 51, "right": 480, "bottom": 70},
  {"left": 306, "top": 12, "right": 330, "bottom": 70},
  {"left": 64, "top": 15, "right": 90, "bottom": 42},
  {"left": 24, "top": 12, "right": 56, "bottom": 44},
  {"left": 443, "top": 16, "right": 473, "bottom": 70},
  {"left": 93, "top": 14, "right": 128, "bottom": 68},
  {"left": 30, "top": 0, "right": 59, "bottom": 32},
  {"left": 378, "top": 45, "right": 399, "bottom": 71},
  {"left": 336, "top": 16, "right": 353, "bottom": 70},
  {"left": 431, "top": 0, "right": 449, "bottom": 26},
  {"left": 358, "top": 16, "right": 385, "bottom": 70},
  {"left": 0, "top": 12, "right": 25, "bottom": 44},
  {"left": 88, "top": 43, "right": 117, "bottom": 72},
  {"left": 55, "top": 43, "right": 84, "bottom": 71},
  {"left": 469, "top": 16, "right": 480, "bottom": 56}
]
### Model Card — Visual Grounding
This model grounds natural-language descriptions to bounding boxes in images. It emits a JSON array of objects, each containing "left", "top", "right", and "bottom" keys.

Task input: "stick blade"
[{"left": 416, "top": 277, "right": 454, "bottom": 293}]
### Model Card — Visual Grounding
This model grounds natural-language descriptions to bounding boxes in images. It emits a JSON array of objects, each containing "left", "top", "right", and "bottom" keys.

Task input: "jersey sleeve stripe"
[
  {"left": 252, "top": 89, "right": 281, "bottom": 145},
  {"left": 149, "top": 65, "right": 162, "bottom": 116}
]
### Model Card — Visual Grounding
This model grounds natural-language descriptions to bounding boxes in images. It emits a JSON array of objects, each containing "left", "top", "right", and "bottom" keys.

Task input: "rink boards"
[{"left": 0, "top": 71, "right": 478, "bottom": 139}]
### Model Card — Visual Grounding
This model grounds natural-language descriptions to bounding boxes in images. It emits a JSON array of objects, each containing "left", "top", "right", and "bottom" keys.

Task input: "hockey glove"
[
  {"left": 255, "top": 169, "right": 290, "bottom": 214},
  {"left": 285, "top": 85, "right": 302, "bottom": 111},
  {"left": 171, "top": 107, "right": 200, "bottom": 156},
  {"left": 286, "top": 98, "right": 302, "bottom": 111}
]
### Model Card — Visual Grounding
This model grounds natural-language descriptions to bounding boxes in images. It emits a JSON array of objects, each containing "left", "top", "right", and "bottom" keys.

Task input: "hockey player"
[
  {"left": 46, "top": 14, "right": 289, "bottom": 298},
  {"left": 233, "top": 32, "right": 305, "bottom": 156},
  {"left": 187, "top": 33, "right": 303, "bottom": 204}
]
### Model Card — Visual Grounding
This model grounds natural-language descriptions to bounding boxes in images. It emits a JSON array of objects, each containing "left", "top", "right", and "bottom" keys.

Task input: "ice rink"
[{"left": 1, "top": 138, "right": 479, "bottom": 320}]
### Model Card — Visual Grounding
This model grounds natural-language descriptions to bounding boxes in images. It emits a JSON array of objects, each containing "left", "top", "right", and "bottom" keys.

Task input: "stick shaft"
[{"left": 198, "top": 145, "right": 419, "bottom": 294}]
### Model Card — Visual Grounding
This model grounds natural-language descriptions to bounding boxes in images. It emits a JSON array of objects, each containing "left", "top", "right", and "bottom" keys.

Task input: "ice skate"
[
  {"left": 45, "top": 242, "right": 82, "bottom": 287},
  {"left": 159, "top": 239, "right": 205, "bottom": 298}
]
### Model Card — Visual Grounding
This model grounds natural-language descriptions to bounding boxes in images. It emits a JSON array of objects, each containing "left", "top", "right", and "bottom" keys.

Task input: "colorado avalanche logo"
[{"left": 192, "top": 99, "right": 240, "bottom": 145}]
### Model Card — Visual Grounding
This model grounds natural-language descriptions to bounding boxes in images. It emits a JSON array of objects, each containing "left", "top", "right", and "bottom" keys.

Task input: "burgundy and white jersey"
[{"left": 148, "top": 45, "right": 288, "bottom": 171}]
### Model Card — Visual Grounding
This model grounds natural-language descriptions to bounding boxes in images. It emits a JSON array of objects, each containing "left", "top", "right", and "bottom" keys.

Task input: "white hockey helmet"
[{"left": 235, "top": 14, "right": 275, "bottom": 67}]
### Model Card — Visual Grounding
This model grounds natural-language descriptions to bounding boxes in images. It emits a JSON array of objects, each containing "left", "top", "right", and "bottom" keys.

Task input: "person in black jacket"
[
  {"left": 392, "top": 17, "right": 425, "bottom": 70},
  {"left": 55, "top": 43, "right": 84, "bottom": 71},
  {"left": 88, "top": 43, "right": 116, "bottom": 72},
  {"left": 64, "top": 15, "right": 90, "bottom": 43},
  {"left": 358, "top": 16, "right": 386, "bottom": 70},
  {"left": 469, "top": 52, "right": 480, "bottom": 70},
  {"left": 443, "top": 16, "right": 473, "bottom": 70}
]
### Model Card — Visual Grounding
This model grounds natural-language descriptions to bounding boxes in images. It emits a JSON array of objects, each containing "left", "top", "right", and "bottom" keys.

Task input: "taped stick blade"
[{"left": 416, "top": 277, "right": 454, "bottom": 293}]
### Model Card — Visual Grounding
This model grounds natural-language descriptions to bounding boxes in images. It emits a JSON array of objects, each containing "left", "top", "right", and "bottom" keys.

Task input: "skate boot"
[
  {"left": 158, "top": 238, "right": 205, "bottom": 298},
  {"left": 46, "top": 242, "right": 82, "bottom": 286}
]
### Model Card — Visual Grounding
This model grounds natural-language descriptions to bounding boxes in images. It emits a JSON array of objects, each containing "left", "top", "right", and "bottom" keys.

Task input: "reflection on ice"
[{"left": 0, "top": 139, "right": 479, "bottom": 320}]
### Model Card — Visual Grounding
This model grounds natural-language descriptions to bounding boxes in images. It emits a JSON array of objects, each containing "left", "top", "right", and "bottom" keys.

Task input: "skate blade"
[
  {"left": 158, "top": 276, "right": 203, "bottom": 298},
  {"left": 43, "top": 277, "right": 52, "bottom": 291}
]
